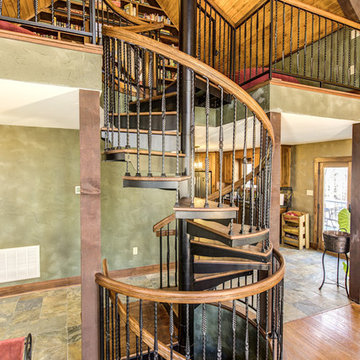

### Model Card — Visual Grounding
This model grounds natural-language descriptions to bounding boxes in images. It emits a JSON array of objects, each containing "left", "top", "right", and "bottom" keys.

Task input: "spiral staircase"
[{"left": 96, "top": 3, "right": 285, "bottom": 359}]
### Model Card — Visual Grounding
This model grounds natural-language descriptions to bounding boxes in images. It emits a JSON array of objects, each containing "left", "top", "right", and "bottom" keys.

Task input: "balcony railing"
[{"left": 197, "top": 0, "right": 360, "bottom": 92}]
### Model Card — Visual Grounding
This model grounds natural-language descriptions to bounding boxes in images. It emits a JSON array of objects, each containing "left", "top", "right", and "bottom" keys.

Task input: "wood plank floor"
[{"left": 284, "top": 303, "right": 360, "bottom": 359}]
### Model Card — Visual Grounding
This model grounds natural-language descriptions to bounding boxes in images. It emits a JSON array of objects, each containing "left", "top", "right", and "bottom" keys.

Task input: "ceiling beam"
[{"left": 337, "top": 0, "right": 360, "bottom": 22}]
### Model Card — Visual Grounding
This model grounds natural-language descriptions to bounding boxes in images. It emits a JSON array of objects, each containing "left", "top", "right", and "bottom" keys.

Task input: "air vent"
[{"left": 0, "top": 246, "right": 40, "bottom": 283}]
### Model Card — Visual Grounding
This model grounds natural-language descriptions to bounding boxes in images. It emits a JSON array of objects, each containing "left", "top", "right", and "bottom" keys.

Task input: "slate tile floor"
[{"left": 0, "top": 247, "right": 351, "bottom": 358}]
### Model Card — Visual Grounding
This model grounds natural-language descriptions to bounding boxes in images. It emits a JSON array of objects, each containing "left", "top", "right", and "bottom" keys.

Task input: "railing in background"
[{"left": 97, "top": 250, "right": 285, "bottom": 360}]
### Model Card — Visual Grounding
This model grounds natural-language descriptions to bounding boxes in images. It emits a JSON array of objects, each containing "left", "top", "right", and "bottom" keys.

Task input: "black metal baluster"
[
  {"left": 190, "top": 70, "right": 195, "bottom": 207},
  {"left": 217, "top": 302, "right": 222, "bottom": 360},
  {"left": 161, "top": 57, "right": 166, "bottom": 177},
  {"left": 256, "top": 12, "right": 259, "bottom": 76},
  {"left": 139, "top": 299, "right": 143, "bottom": 359},
  {"left": 117, "top": 40, "right": 122, "bottom": 149},
  {"left": 245, "top": 297, "right": 249, "bottom": 360},
  {"left": 244, "top": 21, "right": 247, "bottom": 82},
  {"left": 148, "top": 51, "right": 153, "bottom": 176},
  {"left": 176, "top": 63, "right": 180, "bottom": 179},
  {"left": 256, "top": 293, "right": 260, "bottom": 360},
  {"left": 330, "top": 21, "right": 334, "bottom": 82},
  {"left": 175, "top": 220, "right": 178, "bottom": 287},
  {"left": 297, "top": 8, "right": 300, "bottom": 74},
  {"left": 67, "top": 0, "right": 71, "bottom": 28},
  {"left": 111, "top": 298, "right": 115, "bottom": 359},
  {"left": 126, "top": 297, "right": 130, "bottom": 360},
  {"left": 202, "top": 303, "right": 207, "bottom": 360},
  {"left": 263, "top": 133, "right": 269, "bottom": 231},
  {"left": 111, "top": 38, "right": 116, "bottom": 149},
  {"left": 115, "top": 294, "right": 120, "bottom": 360},
  {"left": 0, "top": 0, "right": 3, "bottom": 16},
  {"left": 241, "top": 108, "right": 248, "bottom": 234},
  {"left": 336, "top": 22, "right": 339, "bottom": 83},
  {"left": 249, "top": 16, "right": 253, "bottom": 79},
  {"left": 262, "top": 6, "right": 265, "bottom": 73},
  {"left": 238, "top": 25, "right": 242, "bottom": 84},
  {"left": 17, "top": 0, "right": 20, "bottom": 18},
  {"left": 135, "top": 47, "right": 141, "bottom": 176},
  {"left": 317, "top": 16, "right": 321, "bottom": 80},
  {"left": 213, "top": 12, "right": 217, "bottom": 69},
  {"left": 218, "top": 16, "right": 222, "bottom": 72},
  {"left": 259, "top": 123, "right": 264, "bottom": 235},
  {"left": 279, "top": 280, "right": 284, "bottom": 360},
  {"left": 204, "top": 0, "right": 207, "bottom": 64},
  {"left": 105, "top": 290, "right": 110, "bottom": 360},
  {"left": 324, "top": 19, "right": 328, "bottom": 80},
  {"left": 105, "top": 37, "right": 110, "bottom": 151},
  {"left": 282, "top": 2, "right": 285, "bottom": 71},
  {"left": 154, "top": 302, "right": 158, "bottom": 360},
  {"left": 170, "top": 303, "right": 174, "bottom": 360},
  {"left": 167, "top": 223, "right": 170, "bottom": 287},
  {"left": 289, "top": 6, "right": 293, "bottom": 73},
  {"left": 99, "top": 286, "right": 105, "bottom": 359},
  {"left": 265, "top": 290, "right": 269, "bottom": 360},
  {"left": 198, "top": 0, "right": 202, "bottom": 60},
  {"left": 208, "top": 6, "right": 212, "bottom": 66},
  {"left": 205, "top": 77, "right": 210, "bottom": 208},
  {"left": 354, "top": 28, "right": 357, "bottom": 88},
  {"left": 274, "top": 0, "right": 278, "bottom": 71},
  {"left": 267, "top": 142, "right": 273, "bottom": 232},
  {"left": 229, "top": 96, "right": 236, "bottom": 236},
  {"left": 348, "top": 26, "right": 351, "bottom": 86},
  {"left": 186, "top": 304, "right": 190, "bottom": 360},
  {"left": 218, "top": 86, "right": 224, "bottom": 207},
  {"left": 227, "top": 24, "right": 230, "bottom": 76},
  {"left": 304, "top": 12, "right": 308, "bottom": 77},
  {"left": 342, "top": 25, "right": 346, "bottom": 84},
  {"left": 250, "top": 115, "right": 256, "bottom": 232},
  {"left": 222, "top": 18, "right": 226, "bottom": 75},
  {"left": 232, "top": 300, "right": 236, "bottom": 360},
  {"left": 311, "top": 14, "right": 314, "bottom": 78},
  {"left": 160, "top": 230, "right": 163, "bottom": 289},
  {"left": 33, "top": 0, "right": 38, "bottom": 22}
]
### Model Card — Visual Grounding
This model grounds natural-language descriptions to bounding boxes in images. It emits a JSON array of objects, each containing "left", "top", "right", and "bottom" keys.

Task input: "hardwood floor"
[{"left": 284, "top": 303, "right": 360, "bottom": 359}]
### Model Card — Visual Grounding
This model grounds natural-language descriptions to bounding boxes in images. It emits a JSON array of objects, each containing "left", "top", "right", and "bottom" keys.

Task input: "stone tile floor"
[{"left": 0, "top": 246, "right": 351, "bottom": 358}]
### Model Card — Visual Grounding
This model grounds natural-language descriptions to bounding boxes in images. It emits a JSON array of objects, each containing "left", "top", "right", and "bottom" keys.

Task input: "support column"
[
  {"left": 267, "top": 112, "right": 281, "bottom": 250},
  {"left": 178, "top": 0, "right": 196, "bottom": 356},
  {"left": 79, "top": 89, "right": 101, "bottom": 359},
  {"left": 350, "top": 123, "right": 360, "bottom": 303}
]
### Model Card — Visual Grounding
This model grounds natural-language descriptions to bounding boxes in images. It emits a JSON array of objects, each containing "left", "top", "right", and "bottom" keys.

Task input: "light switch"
[
  {"left": 306, "top": 190, "right": 313, "bottom": 196},
  {"left": 75, "top": 186, "right": 81, "bottom": 195},
  {"left": 133, "top": 247, "right": 138, "bottom": 255}
]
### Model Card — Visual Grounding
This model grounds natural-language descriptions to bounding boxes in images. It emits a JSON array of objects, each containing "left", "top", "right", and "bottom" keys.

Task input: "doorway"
[{"left": 314, "top": 157, "right": 352, "bottom": 250}]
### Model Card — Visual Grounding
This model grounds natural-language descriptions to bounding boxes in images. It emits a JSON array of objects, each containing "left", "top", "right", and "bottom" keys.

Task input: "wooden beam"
[
  {"left": 350, "top": 123, "right": 360, "bottom": 304},
  {"left": 268, "top": 112, "right": 281, "bottom": 250},
  {"left": 337, "top": 0, "right": 360, "bottom": 22},
  {"left": 80, "top": 89, "right": 101, "bottom": 359}
]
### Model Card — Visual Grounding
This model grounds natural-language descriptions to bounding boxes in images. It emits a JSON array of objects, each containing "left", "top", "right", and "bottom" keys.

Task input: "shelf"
[{"left": 281, "top": 211, "right": 309, "bottom": 250}]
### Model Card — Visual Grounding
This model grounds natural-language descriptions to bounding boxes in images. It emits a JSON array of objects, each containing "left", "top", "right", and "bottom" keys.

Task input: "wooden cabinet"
[{"left": 281, "top": 145, "right": 292, "bottom": 187}]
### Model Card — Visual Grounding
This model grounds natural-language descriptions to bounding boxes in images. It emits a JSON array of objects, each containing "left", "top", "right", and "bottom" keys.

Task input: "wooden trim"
[
  {"left": 95, "top": 250, "right": 284, "bottom": 304},
  {"left": 123, "top": 23, "right": 165, "bottom": 33},
  {"left": 280, "top": 0, "right": 360, "bottom": 30},
  {"left": 0, "top": 263, "right": 176, "bottom": 298},
  {"left": 102, "top": 0, "right": 147, "bottom": 25},
  {"left": 0, "top": 29, "right": 103, "bottom": 54},
  {"left": 153, "top": 213, "right": 176, "bottom": 231},
  {"left": 314, "top": 156, "right": 352, "bottom": 163},
  {"left": 102, "top": 26, "right": 275, "bottom": 144},
  {"left": 123, "top": 175, "right": 190, "bottom": 181},
  {"left": 205, "top": 0, "right": 236, "bottom": 28},
  {"left": 235, "top": 0, "right": 269, "bottom": 28},
  {"left": 269, "top": 78, "right": 360, "bottom": 99}
]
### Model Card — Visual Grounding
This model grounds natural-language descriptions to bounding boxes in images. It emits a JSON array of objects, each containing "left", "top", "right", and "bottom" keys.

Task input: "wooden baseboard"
[{"left": 0, "top": 262, "right": 175, "bottom": 298}]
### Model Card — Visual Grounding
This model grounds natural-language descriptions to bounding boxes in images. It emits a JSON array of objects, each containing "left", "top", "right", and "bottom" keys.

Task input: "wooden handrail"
[
  {"left": 96, "top": 249, "right": 285, "bottom": 304},
  {"left": 102, "top": 0, "right": 149, "bottom": 25},
  {"left": 102, "top": 26, "right": 275, "bottom": 144},
  {"left": 153, "top": 213, "right": 176, "bottom": 232},
  {"left": 102, "top": 260, "right": 185, "bottom": 360}
]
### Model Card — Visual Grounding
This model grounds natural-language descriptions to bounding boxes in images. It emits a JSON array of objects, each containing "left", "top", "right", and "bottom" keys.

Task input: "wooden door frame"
[{"left": 313, "top": 156, "right": 352, "bottom": 249}]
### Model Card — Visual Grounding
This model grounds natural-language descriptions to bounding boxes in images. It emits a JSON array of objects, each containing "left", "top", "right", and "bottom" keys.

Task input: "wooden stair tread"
[
  {"left": 188, "top": 219, "right": 269, "bottom": 241},
  {"left": 194, "top": 269, "right": 251, "bottom": 281},
  {"left": 129, "top": 92, "right": 177, "bottom": 105},
  {"left": 123, "top": 175, "right": 190, "bottom": 182},
  {"left": 101, "top": 127, "right": 178, "bottom": 135},
  {"left": 109, "top": 111, "right": 177, "bottom": 116},
  {"left": 174, "top": 197, "right": 238, "bottom": 212},
  {"left": 104, "top": 148, "right": 185, "bottom": 157},
  {"left": 194, "top": 259, "right": 270, "bottom": 266}
]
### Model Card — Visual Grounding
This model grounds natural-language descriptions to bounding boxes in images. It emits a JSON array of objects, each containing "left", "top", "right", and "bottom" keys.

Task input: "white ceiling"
[{"left": 0, "top": 79, "right": 80, "bottom": 129}]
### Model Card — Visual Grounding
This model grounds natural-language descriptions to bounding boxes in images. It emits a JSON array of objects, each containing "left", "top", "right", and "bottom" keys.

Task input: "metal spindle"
[
  {"left": 249, "top": 16, "right": 253, "bottom": 78},
  {"left": 135, "top": 47, "right": 141, "bottom": 176},
  {"left": 336, "top": 23, "right": 339, "bottom": 83},
  {"left": 304, "top": 12, "right": 308, "bottom": 77},
  {"left": 256, "top": 293, "right": 260, "bottom": 360},
  {"left": 204, "top": 0, "right": 207, "bottom": 63},
  {"left": 265, "top": 290, "right": 269, "bottom": 360},
  {"left": 217, "top": 302, "right": 222, "bottom": 360},
  {"left": 232, "top": 300, "right": 236, "bottom": 360},
  {"left": 117, "top": 41, "right": 122, "bottom": 149},
  {"left": 167, "top": 223, "right": 170, "bottom": 287},
  {"left": 190, "top": 70, "right": 195, "bottom": 206},
  {"left": 256, "top": 11, "right": 259, "bottom": 75},
  {"left": 202, "top": 303, "right": 207, "bottom": 360},
  {"left": 170, "top": 303, "right": 174, "bottom": 360},
  {"left": 154, "top": 302, "right": 158, "bottom": 360},
  {"left": 17, "top": 0, "right": 20, "bottom": 18},
  {"left": 175, "top": 221, "right": 178, "bottom": 287},
  {"left": 115, "top": 293, "right": 120, "bottom": 360},
  {"left": 139, "top": 299, "right": 143, "bottom": 359},
  {"left": 111, "top": 299, "right": 115, "bottom": 359},
  {"left": 111, "top": 38, "right": 116, "bottom": 149},
  {"left": 274, "top": 0, "right": 278, "bottom": 70},
  {"left": 250, "top": 115, "right": 256, "bottom": 232},
  {"left": 318, "top": 16, "right": 321, "bottom": 80},
  {"left": 324, "top": 19, "right": 327, "bottom": 80},
  {"left": 282, "top": 2, "right": 285, "bottom": 71},
  {"left": 241, "top": 108, "right": 248, "bottom": 234},
  {"left": 348, "top": 26, "right": 351, "bottom": 86},
  {"left": 205, "top": 77, "right": 210, "bottom": 207},
  {"left": 262, "top": 6, "right": 265, "bottom": 73},
  {"left": 218, "top": 16, "right": 222, "bottom": 72},
  {"left": 126, "top": 296, "right": 130, "bottom": 360},
  {"left": 238, "top": 25, "right": 242, "bottom": 84},
  {"left": 99, "top": 286, "right": 104, "bottom": 358},
  {"left": 198, "top": 0, "right": 202, "bottom": 60},
  {"left": 126, "top": 44, "right": 131, "bottom": 150},
  {"left": 311, "top": 14, "right": 314, "bottom": 78},
  {"left": 176, "top": 63, "right": 180, "bottom": 178},
  {"left": 105, "top": 289, "right": 110, "bottom": 360},
  {"left": 354, "top": 29, "right": 357, "bottom": 87},
  {"left": 186, "top": 304, "right": 190, "bottom": 360},
  {"left": 208, "top": 6, "right": 212, "bottom": 66},
  {"left": 289, "top": 6, "right": 293, "bottom": 73},
  {"left": 67, "top": 0, "right": 71, "bottom": 28},
  {"left": 160, "top": 231, "right": 163, "bottom": 289},
  {"left": 33, "top": 0, "right": 38, "bottom": 22},
  {"left": 330, "top": 21, "right": 334, "bottom": 82},
  {"left": 148, "top": 51, "right": 153, "bottom": 176},
  {"left": 161, "top": 57, "right": 166, "bottom": 177},
  {"left": 105, "top": 37, "right": 110, "bottom": 151},
  {"left": 296, "top": 8, "right": 300, "bottom": 74},
  {"left": 245, "top": 297, "right": 249, "bottom": 360},
  {"left": 244, "top": 21, "right": 247, "bottom": 82},
  {"left": 222, "top": 18, "right": 226, "bottom": 75},
  {"left": 218, "top": 86, "right": 224, "bottom": 206}
]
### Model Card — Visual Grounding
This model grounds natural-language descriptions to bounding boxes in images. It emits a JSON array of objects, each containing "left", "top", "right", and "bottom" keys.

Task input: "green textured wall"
[
  {"left": 290, "top": 139, "right": 352, "bottom": 244},
  {"left": 0, "top": 37, "right": 102, "bottom": 90},
  {"left": 0, "top": 125, "right": 176, "bottom": 287}
]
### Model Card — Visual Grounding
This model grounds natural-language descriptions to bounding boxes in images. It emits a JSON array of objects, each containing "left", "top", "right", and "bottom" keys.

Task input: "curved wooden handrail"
[
  {"left": 153, "top": 213, "right": 176, "bottom": 232},
  {"left": 102, "top": 26, "right": 275, "bottom": 144},
  {"left": 96, "top": 249, "right": 285, "bottom": 304}
]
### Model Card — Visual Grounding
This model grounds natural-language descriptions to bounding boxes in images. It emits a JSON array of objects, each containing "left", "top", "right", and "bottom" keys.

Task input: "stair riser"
[
  {"left": 194, "top": 262, "right": 269, "bottom": 273},
  {"left": 101, "top": 131, "right": 178, "bottom": 152},
  {"left": 190, "top": 243, "right": 271, "bottom": 263}
]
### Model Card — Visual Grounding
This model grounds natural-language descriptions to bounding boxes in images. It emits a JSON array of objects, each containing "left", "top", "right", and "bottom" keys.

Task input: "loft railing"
[
  {"left": 0, "top": 0, "right": 162, "bottom": 44},
  {"left": 96, "top": 250, "right": 285, "bottom": 360},
  {"left": 197, "top": 0, "right": 360, "bottom": 91}
]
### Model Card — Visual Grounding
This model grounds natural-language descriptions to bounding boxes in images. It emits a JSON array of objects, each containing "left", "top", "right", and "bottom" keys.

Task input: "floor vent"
[{"left": 0, "top": 245, "right": 40, "bottom": 283}]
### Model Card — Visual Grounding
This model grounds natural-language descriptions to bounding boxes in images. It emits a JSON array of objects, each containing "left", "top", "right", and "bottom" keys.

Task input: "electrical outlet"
[
  {"left": 306, "top": 190, "right": 313, "bottom": 196},
  {"left": 75, "top": 186, "right": 81, "bottom": 195},
  {"left": 133, "top": 247, "right": 138, "bottom": 255}
]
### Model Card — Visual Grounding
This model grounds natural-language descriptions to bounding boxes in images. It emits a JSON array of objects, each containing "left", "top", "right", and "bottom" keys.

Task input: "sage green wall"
[
  {"left": 0, "top": 37, "right": 102, "bottom": 90},
  {"left": 0, "top": 125, "right": 176, "bottom": 287},
  {"left": 290, "top": 139, "right": 352, "bottom": 244}
]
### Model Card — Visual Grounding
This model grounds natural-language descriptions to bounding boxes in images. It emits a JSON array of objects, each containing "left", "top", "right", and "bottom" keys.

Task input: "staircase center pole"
[{"left": 178, "top": 0, "right": 197, "bottom": 356}]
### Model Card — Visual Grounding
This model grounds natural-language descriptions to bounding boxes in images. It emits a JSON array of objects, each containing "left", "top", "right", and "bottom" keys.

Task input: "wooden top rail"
[
  {"left": 95, "top": 250, "right": 285, "bottom": 304},
  {"left": 102, "top": 26, "right": 275, "bottom": 144},
  {"left": 153, "top": 213, "right": 176, "bottom": 232}
]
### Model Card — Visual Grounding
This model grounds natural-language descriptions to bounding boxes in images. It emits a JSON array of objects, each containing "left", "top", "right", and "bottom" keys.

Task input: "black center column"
[{"left": 178, "top": 0, "right": 197, "bottom": 356}]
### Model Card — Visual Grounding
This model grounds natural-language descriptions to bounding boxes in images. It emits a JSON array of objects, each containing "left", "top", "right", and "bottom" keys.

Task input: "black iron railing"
[
  {"left": 197, "top": 0, "right": 360, "bottom": 91},
  {"left": 97, "top": 250, "right": 284, "bottom": 360}
]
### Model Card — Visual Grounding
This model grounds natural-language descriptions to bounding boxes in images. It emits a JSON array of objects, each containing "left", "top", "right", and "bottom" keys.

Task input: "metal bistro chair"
[
  {"left": 319, "top": 230, "right": 350, "bottom": 297},
  {"left": 0, "top": 333, "right": 32, "bottom": 360}
]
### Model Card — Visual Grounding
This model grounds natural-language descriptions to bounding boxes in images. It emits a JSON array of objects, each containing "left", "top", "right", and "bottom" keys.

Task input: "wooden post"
[
  {"left": 267, "top": 112, "right": 281, "bottom": 250},
  {"left": 350, "top": 123, "right": 360, "bottom": 303},
  {"left": 79, "top": 89, "right": 101, "bottom": 358}
]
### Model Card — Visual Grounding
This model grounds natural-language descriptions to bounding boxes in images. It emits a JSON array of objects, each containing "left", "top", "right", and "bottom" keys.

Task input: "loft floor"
[{"left": 0, "top": 248, "right": 352, "bottom": 359}]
